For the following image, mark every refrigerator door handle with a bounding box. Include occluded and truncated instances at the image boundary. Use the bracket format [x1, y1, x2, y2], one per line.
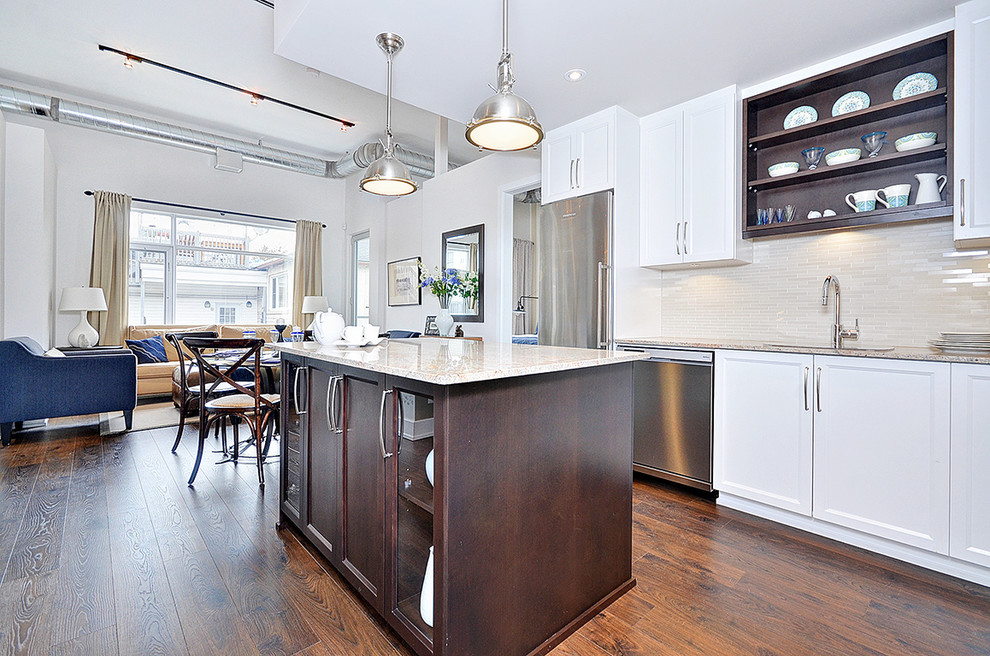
[597, 261, 606, 348]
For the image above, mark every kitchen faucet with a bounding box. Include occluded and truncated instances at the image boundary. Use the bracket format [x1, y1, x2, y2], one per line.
[821, 275, 860, 348]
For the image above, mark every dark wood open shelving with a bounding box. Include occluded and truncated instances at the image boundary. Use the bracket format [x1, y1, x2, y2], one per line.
[748, 89, 947, 149]
[743, 201, 950, 239]
[742, 31, 953, 239]
[749, 144, 947, 191]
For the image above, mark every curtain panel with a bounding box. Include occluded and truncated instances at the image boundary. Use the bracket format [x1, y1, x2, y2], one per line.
[512, 238, 535, 335]
[292, 219, 324, 328]
[89, 190, 131, 345]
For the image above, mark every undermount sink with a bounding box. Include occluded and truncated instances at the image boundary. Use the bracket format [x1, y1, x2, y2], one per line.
[764, 343, 896, 352]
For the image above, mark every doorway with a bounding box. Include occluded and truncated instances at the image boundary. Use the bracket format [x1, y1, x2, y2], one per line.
[351, 232, 370, 325]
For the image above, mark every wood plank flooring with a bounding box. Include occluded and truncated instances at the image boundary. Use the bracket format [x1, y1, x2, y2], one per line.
[1, 416, 988, 655]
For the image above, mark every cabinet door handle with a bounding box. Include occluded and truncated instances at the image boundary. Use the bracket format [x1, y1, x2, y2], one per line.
[569, 159, 575, 189]
[675, 222, 681, 255]
[576, 157, 581, 188]
[960, 178, 966, 227]
[378, 389, 394, 459]
[326, 376, 335, 432]
[815, 367, 822, 413]
[803, 366, 810, 411]
[293, 367, 307, 415]
[683, 220, 689, 255]
[332, 376, 343, 434]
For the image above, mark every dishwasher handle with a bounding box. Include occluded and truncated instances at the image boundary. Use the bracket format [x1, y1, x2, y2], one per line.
[618, 346, 713, 364]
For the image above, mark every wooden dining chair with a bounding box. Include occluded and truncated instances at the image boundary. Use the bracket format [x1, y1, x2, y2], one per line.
[181, 336, 279, 487]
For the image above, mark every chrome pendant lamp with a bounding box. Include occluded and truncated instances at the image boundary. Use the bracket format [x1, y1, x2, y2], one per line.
[465, 0, 543, 151]
[361, 33, 417, 196]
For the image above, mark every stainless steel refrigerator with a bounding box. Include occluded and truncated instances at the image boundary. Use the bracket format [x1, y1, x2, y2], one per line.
[538, 191, 613, 349]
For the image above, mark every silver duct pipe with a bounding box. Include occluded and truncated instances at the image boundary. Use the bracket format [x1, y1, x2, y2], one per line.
[0, 83, 439, 179]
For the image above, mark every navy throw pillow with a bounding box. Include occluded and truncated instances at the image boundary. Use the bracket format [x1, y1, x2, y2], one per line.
[126, 335, 169, 364]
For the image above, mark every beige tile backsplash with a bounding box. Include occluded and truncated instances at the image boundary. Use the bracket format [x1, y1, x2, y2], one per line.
[658, 220, 990, 347]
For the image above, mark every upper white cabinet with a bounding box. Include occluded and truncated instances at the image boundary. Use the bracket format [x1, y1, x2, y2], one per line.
[812, 356, 950, 554]
[541, 108, 618, 203]
[714, 350, 814, 515]
[640, 86, 751, 268]
[950, 363, 990, 568]
[954, 0, 990, 247]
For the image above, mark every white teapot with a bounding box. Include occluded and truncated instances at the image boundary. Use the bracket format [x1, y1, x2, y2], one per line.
[311, 309, 346, 345]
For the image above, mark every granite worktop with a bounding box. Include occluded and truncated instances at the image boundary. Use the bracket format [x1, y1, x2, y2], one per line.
[616, 337, 990, 365]
[275, 339, 646, 385]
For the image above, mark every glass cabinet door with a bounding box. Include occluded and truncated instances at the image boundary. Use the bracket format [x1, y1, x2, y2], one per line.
[280, 356, 308, 523]
[392, 388, 436, 644]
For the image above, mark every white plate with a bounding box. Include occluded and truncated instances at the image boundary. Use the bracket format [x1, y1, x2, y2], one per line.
[929, 341, 990, 354]
[333, 336, 386, 348]
[939, 331, 990, 338]
[831, 91, 870, 116]
[893, 72, 938, 100]
[783, 105, 818, 129]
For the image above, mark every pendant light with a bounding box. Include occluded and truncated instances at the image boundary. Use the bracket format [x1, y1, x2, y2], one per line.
[361, 33, 417, 196]
[465, 0, 543, 151]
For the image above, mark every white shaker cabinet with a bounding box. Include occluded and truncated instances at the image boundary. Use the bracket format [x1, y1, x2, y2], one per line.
[714, 351, 814, 515]
[950, 364, 990, 568]
[812, 356, 950, 554]
[640, 86, 751, 268]
[954, 0, 990, 247]
[541, 107, 620, 203]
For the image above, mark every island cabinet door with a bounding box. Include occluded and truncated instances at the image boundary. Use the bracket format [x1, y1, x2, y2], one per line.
[305, 363, 343, 565]
[383, 376, 438, 656]
[280, 354, 308, 529]
[338, 365, 387, 613]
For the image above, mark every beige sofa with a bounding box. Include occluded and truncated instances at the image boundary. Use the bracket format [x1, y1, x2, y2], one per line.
[124, 324, 283, 397]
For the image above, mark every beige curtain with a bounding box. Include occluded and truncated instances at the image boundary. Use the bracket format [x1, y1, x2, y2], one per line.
[292, 219, 324, 328]
[88, 190, 131, 345]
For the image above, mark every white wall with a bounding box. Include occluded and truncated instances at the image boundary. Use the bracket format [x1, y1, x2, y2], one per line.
[0, 109, 5, 338]
[2, 114, 348, 343]
[380, 151, 541, 341]
[2, 121, 56, 346]
[341, 175, 388, 325]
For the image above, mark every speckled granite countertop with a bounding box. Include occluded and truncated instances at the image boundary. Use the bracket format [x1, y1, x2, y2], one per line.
[275, 340, 646, 385]
[616, 337, 990, 365]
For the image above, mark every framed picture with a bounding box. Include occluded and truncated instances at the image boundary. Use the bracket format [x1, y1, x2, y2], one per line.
[424, 315, 440, 336]
[387, 257, 421, 307]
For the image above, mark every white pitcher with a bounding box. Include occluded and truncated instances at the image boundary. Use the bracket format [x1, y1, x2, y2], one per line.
[914, 173, 947, 205]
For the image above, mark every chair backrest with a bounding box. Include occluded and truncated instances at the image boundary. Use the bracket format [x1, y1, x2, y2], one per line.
[180, 337, 274, 414]
[165, 331, 218, 390]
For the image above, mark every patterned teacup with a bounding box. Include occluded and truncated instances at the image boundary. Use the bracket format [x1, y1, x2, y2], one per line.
[877, 184, 911, 209]
[845, 190, 879, 213]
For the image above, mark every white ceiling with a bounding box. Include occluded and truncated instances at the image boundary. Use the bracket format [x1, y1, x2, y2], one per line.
[0, 0, 483, 165]
[275, 0, 960, 131]
[0, 0, 961, 170]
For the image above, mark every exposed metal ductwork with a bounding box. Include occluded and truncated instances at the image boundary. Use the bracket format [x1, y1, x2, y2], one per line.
[0, 83, 441, 179]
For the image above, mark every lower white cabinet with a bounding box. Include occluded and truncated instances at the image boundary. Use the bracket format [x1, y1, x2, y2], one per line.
[812, 356, 950, 554]
[950, 363, 990, 567]
[715, 351, 951, 554]
[714, 351, 813, 515]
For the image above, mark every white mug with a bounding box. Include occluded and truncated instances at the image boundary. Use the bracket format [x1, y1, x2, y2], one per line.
[845, 190, 879, 213]
[342, 325, 364, 343]
[877, 183, 911, 209]
[362, 324, 380, 341]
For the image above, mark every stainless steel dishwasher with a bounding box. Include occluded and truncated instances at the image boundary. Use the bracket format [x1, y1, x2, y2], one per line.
[617, 345, 714, 492]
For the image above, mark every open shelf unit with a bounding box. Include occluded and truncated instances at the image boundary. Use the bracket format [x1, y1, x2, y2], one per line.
[743, 32, 953, 239]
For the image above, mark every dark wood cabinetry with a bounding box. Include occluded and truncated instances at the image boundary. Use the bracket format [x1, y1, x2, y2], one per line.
[743, 33, 953, 238]
[280, 352, 635, 656]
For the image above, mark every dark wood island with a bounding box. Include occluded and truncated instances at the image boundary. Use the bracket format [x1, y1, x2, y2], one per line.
[276, 339, 644, 656]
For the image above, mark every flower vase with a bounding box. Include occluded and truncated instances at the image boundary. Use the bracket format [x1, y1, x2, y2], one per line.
[435, 308, 454, 337]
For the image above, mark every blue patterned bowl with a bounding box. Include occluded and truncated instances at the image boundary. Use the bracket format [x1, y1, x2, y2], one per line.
[768, 161, 800, 177]
[825, 148, 862, 166]
[894, 132, 937, 152]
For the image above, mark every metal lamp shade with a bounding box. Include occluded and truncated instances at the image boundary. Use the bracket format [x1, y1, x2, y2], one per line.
[360, 153, 417, 196]
[466, 91, 543, 151]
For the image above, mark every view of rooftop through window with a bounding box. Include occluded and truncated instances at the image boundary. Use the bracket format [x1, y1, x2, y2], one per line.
[128, 211, 295, 326]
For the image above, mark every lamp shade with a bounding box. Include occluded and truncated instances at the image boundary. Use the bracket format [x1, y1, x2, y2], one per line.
[360, 154, 417, 196]
[465, 91, 544, 151]
[58, 287, 108, 312]
[301, 295, 329, 314]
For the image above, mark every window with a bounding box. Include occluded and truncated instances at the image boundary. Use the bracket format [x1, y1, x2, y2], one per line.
[352, 233, 370, 325]
[128, 211, 295, 326]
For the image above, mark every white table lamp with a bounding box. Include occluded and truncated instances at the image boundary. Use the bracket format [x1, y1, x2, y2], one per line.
[301, 295, 329, 330]
[59, 286, 108, 348]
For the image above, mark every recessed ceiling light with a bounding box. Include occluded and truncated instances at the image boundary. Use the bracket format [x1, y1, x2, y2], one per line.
[564, 69, 586, 82]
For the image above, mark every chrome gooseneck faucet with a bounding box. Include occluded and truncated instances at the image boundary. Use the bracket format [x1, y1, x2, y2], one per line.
[822, 275, 860, 348]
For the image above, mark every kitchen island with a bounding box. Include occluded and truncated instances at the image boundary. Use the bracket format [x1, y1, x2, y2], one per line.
[275, 339, 644, 656]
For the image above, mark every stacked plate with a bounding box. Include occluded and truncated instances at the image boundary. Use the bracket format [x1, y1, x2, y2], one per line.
[929, 332, 990, 354]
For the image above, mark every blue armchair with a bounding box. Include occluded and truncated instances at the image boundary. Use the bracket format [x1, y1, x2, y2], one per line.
[0, 336, 137, 446]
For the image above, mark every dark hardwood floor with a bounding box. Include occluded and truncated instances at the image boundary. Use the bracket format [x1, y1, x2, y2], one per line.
[1, 416, 988, 656]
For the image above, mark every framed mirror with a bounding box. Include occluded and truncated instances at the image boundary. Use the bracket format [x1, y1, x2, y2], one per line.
[441, 224, 484, 323]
